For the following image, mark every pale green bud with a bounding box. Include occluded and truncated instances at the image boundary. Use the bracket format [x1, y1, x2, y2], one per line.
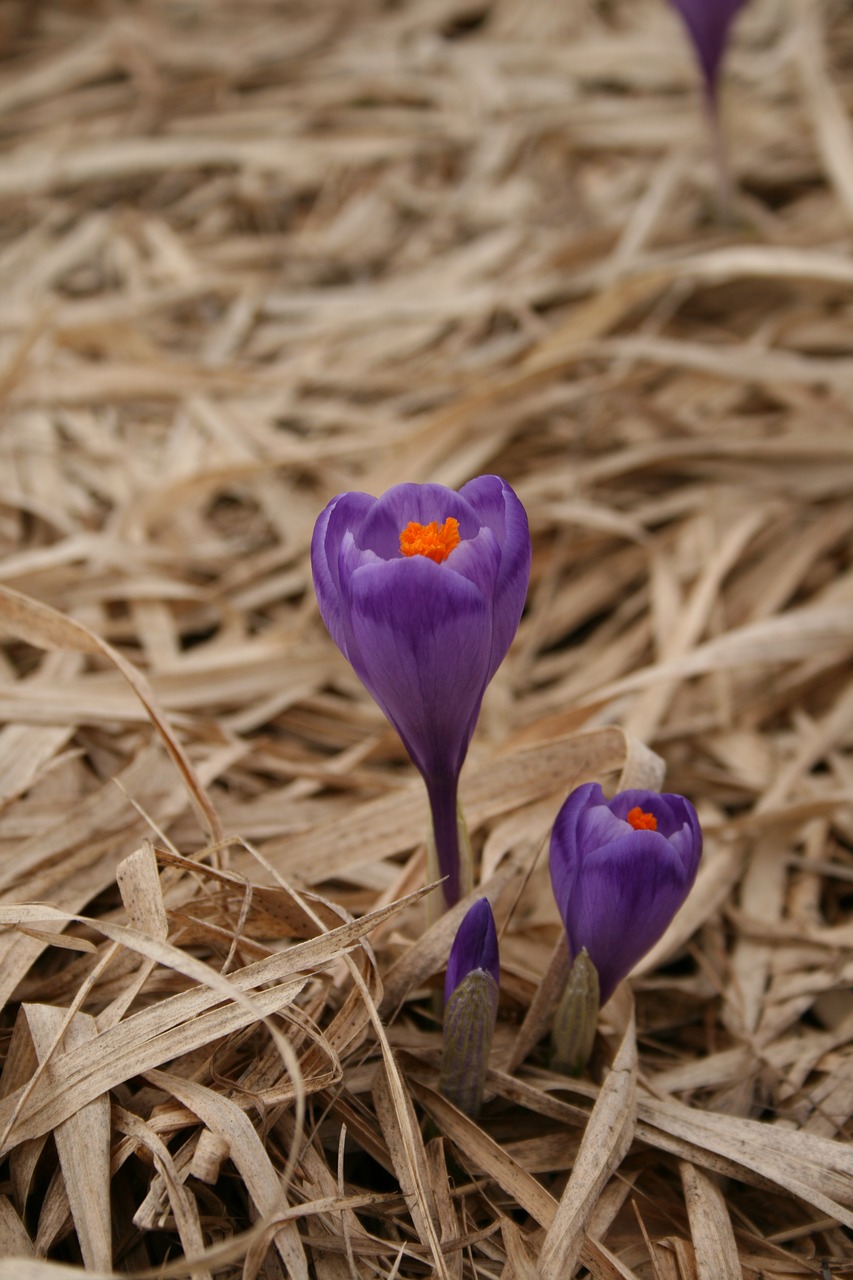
[440, 968, 499, 1117]
[551, 947, 599, 1076]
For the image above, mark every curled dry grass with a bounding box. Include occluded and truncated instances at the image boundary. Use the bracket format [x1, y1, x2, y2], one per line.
[1, 0, 853, 1275]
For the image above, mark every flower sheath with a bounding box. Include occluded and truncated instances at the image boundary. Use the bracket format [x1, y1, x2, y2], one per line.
[311, 477, 530, 907]
[549, 783, 702, 1005]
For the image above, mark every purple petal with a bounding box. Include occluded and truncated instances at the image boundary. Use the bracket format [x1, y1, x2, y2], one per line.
[443, 526, 501, 600]
[446, 898, 500, 1002]
[670, 0, 747, 97]
[311, 491, 375, 657]
[608, 789, 685, 840]
[566, 829, 697, 1003]
[577, 800, 631, 851]
[459, 475, 532, 679]
[345, 555, 493, 780]
[548, 781, 606, 927]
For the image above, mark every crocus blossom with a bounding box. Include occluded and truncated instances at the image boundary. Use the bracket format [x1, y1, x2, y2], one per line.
[441, 898, 500, 1116]
[669, 0, 747, 103]
[311, 477, 530, 907]
[549, 783, 702, 1006]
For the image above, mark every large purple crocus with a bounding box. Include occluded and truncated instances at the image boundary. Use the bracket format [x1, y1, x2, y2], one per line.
[441, 898, 500, 1116]
[669, 0, 747, 103]
[311, 476, 531, 907]
[549, 783, 702, 1005]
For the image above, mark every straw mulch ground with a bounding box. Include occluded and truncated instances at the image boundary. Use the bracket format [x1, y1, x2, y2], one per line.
[1, 0, 853, 1276]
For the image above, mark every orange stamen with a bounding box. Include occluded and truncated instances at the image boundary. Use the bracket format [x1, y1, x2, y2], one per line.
[399, 517, 460, 564]
[627, 806, 657, 832]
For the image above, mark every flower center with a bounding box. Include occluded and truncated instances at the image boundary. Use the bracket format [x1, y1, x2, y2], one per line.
[399, 517, 460, 564]
[627, 806, 657, 831]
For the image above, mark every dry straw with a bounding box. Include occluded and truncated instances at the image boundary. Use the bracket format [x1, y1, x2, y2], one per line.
[1, 0, 853, 1275]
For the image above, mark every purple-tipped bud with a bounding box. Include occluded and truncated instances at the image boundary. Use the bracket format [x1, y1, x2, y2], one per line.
[440, 899, 500, 1116]
[311, 477, 531, 909]
[549, 784, 702, 1006]
[445, 897, 500, 1003]
[669, 0, 747, 103]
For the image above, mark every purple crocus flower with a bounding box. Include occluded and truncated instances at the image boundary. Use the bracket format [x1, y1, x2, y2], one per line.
[549, 783, 702, 1005]
[669, 0, 747, 103]
[441, 898, 500, 1116]
[311, 476, 531, 907]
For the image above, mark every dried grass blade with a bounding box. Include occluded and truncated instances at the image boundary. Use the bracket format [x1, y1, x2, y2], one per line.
[23, 1006, 111, 1272]
[425, 1138, 462, 1280]
[638, 1094, 853, 1227]
[0, 1195, 33, 1257]
[678, 1163, 742, 1280]
[263, 727, 634, 886]
[796, 0, 853, 221]
[506, 935, 570, 1074]
[583, 602, 853, 707]
[145, 1069, 308, 1280]
[0, 1264, 118, 1280]
[0, 886, 424, 1149]
[411, 1076, 558, 1227]
[115, 841, 169, 940]
[0, 583, 221, 841]
[114, 1106, 211, 1280]
[538, 1008, 638, 1280]
[580, 1236, 644, 1280]
[372, 1055, 446, 1277]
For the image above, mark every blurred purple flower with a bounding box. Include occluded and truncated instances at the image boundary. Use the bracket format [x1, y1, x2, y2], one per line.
[441, 898, 500, 1115]
[549, 783, 702, 1005]
[670, 0, 747, 101]
[312, 476, 530, 907]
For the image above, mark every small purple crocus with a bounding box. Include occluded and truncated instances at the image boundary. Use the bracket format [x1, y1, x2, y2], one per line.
[669, 0, 747, 103]
[441, 898, 500, 1116]
[549, 783, 702, 1005]
[444, 896, 500, 1004]
[311, 476, 530, 908]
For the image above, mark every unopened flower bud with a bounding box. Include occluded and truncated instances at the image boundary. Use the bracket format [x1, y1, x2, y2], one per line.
[440, 899, 499, 1117]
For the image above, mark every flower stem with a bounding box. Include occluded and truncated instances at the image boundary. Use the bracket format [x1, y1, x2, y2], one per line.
[703, 85, 734, 224]
[426, 778, 473, 910]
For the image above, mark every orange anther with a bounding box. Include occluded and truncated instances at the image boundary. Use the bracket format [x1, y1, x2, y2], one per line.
[627, 806, 658, 832]
[399, 517, 460, 564]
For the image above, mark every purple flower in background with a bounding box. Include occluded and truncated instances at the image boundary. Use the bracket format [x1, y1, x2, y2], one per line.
[669, 0, 747, 102]
[549, 783, 702, 1005]
[441, 898, 500, 1116]
[312, 476, 531, 907]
